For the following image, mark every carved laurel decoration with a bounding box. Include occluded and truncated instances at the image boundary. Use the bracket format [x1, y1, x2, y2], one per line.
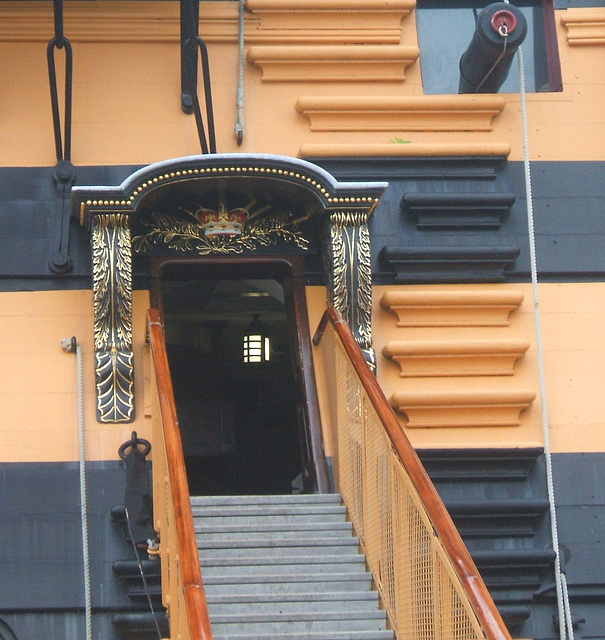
[327, 211, 374, 362]
[132, 208, 310, 254]
[356, 222, 372, 349]
[95, 350, 135, 423]
[92, 215, 133, 351]
[329, 223, 349, 317]
[92, 214, 134, 423]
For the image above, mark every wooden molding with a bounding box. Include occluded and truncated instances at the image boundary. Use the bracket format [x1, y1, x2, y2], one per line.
[389, 389, 536, 428]
[298, 142, 512, 158]
[383, 339, 530, 377]
[246, 0, 415, 44]
[0, 1, 241, 43]
[380, 289, 524, 327]
[247, 45, 419, 82]
[296, 95, 505, 132]
[561, 9, 605, 46]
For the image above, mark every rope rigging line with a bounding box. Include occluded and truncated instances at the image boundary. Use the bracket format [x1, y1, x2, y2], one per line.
[235, 0, 245, 145]
[62, 338, 93, 640]
[124, 508, 164, 640]
[474, 24, 508, 93]
[507, 0, 575, 635]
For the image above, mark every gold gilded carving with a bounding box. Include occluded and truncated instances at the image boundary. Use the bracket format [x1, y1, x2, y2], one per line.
[92, 214, 134, 424]
[132, 208, 309, 255]
[327, 210, 373, 360]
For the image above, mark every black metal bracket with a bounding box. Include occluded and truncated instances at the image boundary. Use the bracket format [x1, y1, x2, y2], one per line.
[180, 0, 199, 114]
[47, 0, 76, 273]
[49, 160, 76, 273]
[180, 0, 216, 153]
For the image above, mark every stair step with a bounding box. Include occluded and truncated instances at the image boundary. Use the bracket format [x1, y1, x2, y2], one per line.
[189, 493, 389, 639]
[195, 521, 353, 539]
[198, 537, 359, 559]
[206, 591, 379, 605]
[192, 505, 347, 526]
[212, 631, 394, 640]
[202, 556, 366, 576]
[191, 494, 343, 507]
[210, 610, 388, 634]
[203, 572, 373, 595]
[206, 591, 379, 615]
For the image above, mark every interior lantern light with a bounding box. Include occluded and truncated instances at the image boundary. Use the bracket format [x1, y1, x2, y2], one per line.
[243, 314, 270, 364]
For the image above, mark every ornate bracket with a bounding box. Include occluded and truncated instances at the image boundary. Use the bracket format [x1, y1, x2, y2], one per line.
[324, 210, 375, 370]
[92, 213, 135, 423]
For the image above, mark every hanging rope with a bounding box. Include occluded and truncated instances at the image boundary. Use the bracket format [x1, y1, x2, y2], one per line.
[475, 24, 508, 93]
[510, 0, 575, 635]
[62, 337, 93, 640]
[234, 0, 245, 145]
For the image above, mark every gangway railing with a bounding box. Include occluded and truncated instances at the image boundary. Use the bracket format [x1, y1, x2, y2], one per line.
[313, 307, 512, 640]
[147, 308, 214, 640]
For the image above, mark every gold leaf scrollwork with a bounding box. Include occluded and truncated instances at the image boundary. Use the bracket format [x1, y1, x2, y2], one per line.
[92, 214, 135, 423]
[327, 210, 373, 355]
[132, 208, 310, 255]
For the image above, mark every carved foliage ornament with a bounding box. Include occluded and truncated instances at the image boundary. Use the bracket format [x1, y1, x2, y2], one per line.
[132, 205, 310, 255]
[92, 214, 134, 423]
[327, 211, 373, 352]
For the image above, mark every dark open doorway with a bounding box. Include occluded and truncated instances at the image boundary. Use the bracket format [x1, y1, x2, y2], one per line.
[150, 256, 327, 496]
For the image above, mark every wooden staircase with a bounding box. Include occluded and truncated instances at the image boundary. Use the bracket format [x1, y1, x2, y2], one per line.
[192, 493, 393, 640]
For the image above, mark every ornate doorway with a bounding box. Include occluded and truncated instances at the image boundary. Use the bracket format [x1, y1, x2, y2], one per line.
[150, 255, 316, 495]
[72, 154, 387, 492]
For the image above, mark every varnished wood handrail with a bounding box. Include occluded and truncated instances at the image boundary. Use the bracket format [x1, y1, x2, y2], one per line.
[147, 308, 214, 640]
[313, 307, 512, 640]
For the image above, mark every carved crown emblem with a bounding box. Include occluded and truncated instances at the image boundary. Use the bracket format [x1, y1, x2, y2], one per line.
[196, 202, 249, 238]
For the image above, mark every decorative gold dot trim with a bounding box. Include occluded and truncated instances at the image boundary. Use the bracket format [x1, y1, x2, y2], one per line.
[80, 165, 381, 217]
[124, 165, 341, 202]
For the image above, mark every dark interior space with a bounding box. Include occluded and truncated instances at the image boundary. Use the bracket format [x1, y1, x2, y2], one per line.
[160, 271, 304, 496]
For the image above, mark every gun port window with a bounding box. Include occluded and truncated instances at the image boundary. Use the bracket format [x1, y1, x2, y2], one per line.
[416, 0, 562, 94]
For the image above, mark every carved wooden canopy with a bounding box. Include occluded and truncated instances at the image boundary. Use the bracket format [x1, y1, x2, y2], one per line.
[71, 153, 387, 423]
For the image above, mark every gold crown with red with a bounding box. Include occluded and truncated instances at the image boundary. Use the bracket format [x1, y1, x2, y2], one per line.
[196, 202, 249, 238]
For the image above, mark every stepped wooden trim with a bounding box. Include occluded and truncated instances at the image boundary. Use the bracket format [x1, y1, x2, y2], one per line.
[299, 142, 512, 158]
[561, 9, 605, 46]
[383, 339, 530, 377]
[296, 96, 505, 132]
[380, 290, 524, 327]
[0, 1, 242, 43]
[314, 308, 513, 640]
[389, 389, 536, 428]
[247, 45, 419, 82]
[246, 0, 415, 44]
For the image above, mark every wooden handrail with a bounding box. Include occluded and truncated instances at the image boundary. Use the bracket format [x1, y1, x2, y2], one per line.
[147, 308, 214, 640]
[313, 307, 512, 640]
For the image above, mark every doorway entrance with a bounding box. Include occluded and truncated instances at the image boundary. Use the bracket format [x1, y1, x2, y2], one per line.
[150, 256, 324, 496]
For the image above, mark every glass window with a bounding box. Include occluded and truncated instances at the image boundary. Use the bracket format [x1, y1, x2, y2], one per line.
[416, 0, 562, 94]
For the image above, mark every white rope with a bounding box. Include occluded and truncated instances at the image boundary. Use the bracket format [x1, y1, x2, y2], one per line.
[77, 342, 93, 640]
[234, 0, 245, 145]
[511, 8, 575, 637]
[63, 337, 93, 640]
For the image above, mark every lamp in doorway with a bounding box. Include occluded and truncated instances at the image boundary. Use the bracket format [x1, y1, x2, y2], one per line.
[243, 314, 270, 364]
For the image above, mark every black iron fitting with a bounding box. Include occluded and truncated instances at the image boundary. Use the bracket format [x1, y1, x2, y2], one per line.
[47, 0, 75, 274]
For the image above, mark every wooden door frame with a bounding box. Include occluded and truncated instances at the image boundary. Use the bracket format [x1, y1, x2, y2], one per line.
[149, 254, 330, 494]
